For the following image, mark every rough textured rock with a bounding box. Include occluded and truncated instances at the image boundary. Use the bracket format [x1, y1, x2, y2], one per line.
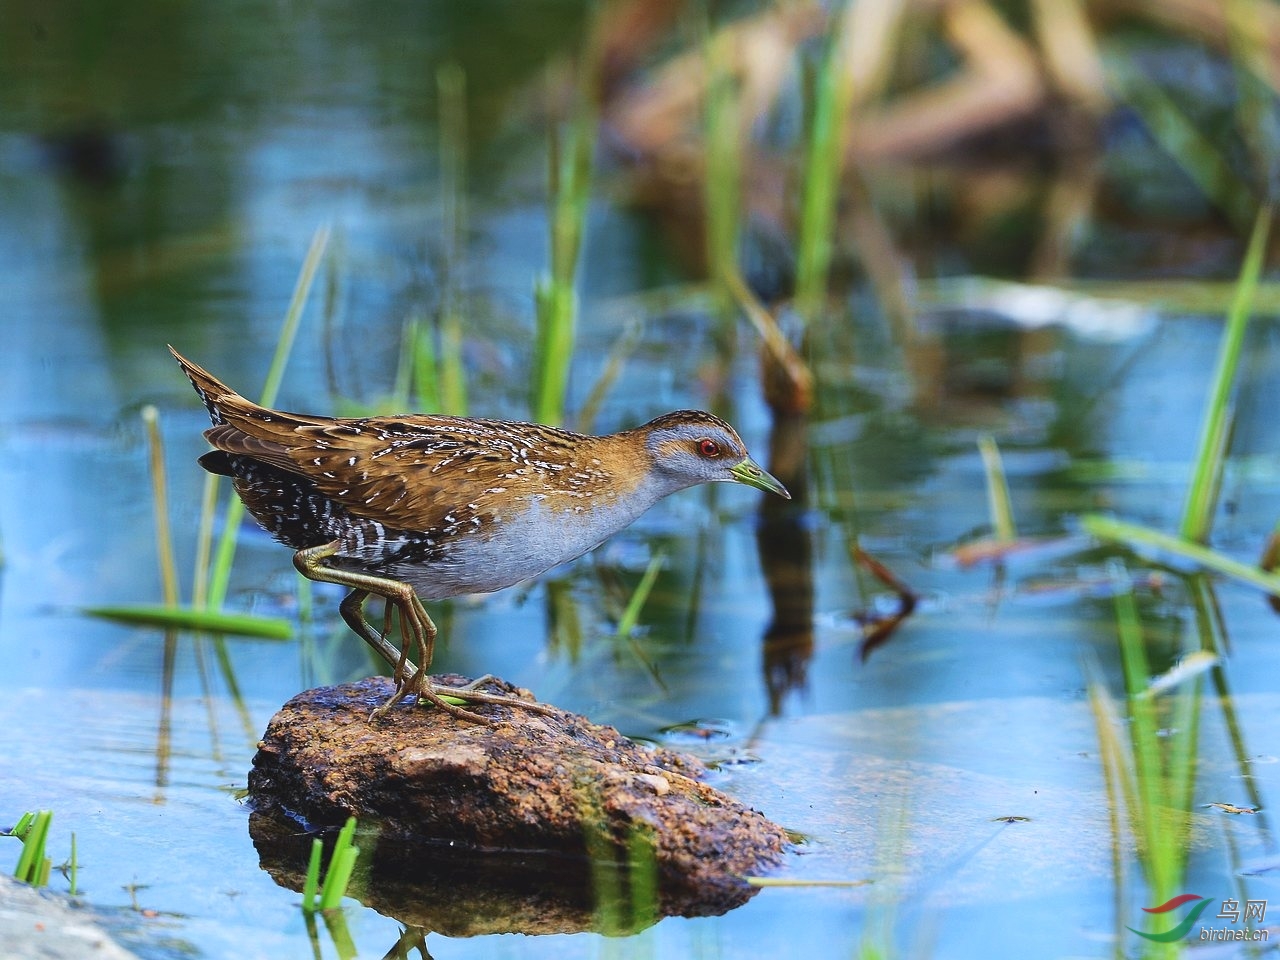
[248, 676, 790, 932]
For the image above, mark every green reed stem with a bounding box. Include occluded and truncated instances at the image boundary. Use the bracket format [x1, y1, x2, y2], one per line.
[13, 810, 52, 887]
[143, 405, 181, 608]
[625, 826, 659, 930]
[398, 315, 435, 412]
[437, 61, 470, 416]
[68, 831, 77, 896]
[704, 23, 742, 303]
[533, 57, 597, 425]
[1083, 514, 1280, 595]
[1179, 206, 1271, 543]
[579, 789, 641, 936]
[321, 909, 358, 960]
[92, 388, 286, 638]
[576, 321, 641, 433]
[191, 472, 218, 609]
[615, 551, 665, 638]
[302, 817, 360, 914]
[301, 839, 323, 912]
[1112, 607, 1178, 908]
[85, 603, 292, 639]
[206, 226, 329, 609]
[318, 817, 360, 911]
[1111, 565, 1199, 903]
[1086, 676, 1134, 941]
[795, 5, 856, 323]
[978, 435, 1017, 543]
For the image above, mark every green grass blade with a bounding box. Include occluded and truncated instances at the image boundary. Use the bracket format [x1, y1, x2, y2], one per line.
[319, 847, 358, 911]
[301, 838, 323, 913]
[68, 832, 77, 896]
[626, 827, 659, 929]
[14, 811, 51, 886]
[12, 822, 36, 883]
[438, 312, 468, 416]
[611, 551, 670, 692]
[978, 435, 1017, 542]
[143, 406, 181, 607]
[722, 264, 814, 404]
[405, 315, 441, 412]
[320, 908, 359, 960]
[1111, 579, 1178, 895]
[437, 61, 470, 417]
[85, 603, 293, 639]
[615, 551, 665, 637]
[795, 6, 856, 323]
[1179, 206, 1271, 543]
[704, 21, 742, 302]
[206, 227, 328, 609]
[575, 321, 641, 433]
[317, 817, 359, 911]
[532, 53, 597, 425]
[1083, 514, 1280, 595]
[333, 816, 357, 857]
[1085, 674, 1132, 940]
[260, 226, 331, 409]
[191, 472, 219, 609]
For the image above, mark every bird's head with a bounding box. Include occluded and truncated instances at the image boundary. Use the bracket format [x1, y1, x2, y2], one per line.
[640, 410, 790, 499]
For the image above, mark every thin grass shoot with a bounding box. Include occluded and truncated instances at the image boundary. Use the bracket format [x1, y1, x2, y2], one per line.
[794, 4, 857, 323]
[84, 604, 292, 639]
[615, 551, 666, 638]
[978, 435, 1018, 543]
[532, 51, 597, 425]
[11, 810, 53, 888]
[301, 816, 361, 914]
[318, 817, 360, 911]
[1179, 205, 1271, 543]
[704, 20, 743, 310]
[68, 831, 78, 896]
[207, 226, 330, 609]
[435, 60, 470, 417]
[1081, 514, 1280, 596]
[143, 405, 181, 607]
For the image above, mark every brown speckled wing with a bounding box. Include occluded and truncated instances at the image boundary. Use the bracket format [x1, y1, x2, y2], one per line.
[283, 416, 613, 532]
[173, 345, 629, 535]
[281, 418, 498, 531]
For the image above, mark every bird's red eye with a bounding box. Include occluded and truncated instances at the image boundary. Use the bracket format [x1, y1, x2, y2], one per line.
[697, 439, 720, 458]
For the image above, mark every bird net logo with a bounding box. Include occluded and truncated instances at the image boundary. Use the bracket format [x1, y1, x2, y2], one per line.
[1129, 894, 1269, 943]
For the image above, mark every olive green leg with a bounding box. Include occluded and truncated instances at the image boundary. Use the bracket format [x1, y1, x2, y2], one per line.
[337, 587, 417, 681]
[293, 541, 557, 722]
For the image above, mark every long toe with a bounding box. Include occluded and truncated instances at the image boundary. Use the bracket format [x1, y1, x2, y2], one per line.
[369, 685, 411, 721]
[418, 687, 497, 724]
[427, 682, 560, 717]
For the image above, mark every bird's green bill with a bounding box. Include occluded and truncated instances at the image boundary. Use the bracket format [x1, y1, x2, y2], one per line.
[730, 458, 791, 499]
